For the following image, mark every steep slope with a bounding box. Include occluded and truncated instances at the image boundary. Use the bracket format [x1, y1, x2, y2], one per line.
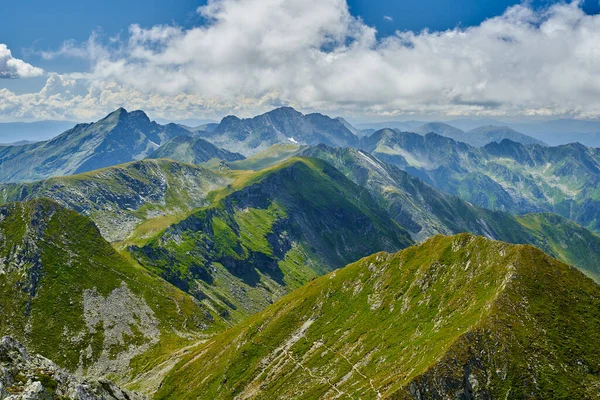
[0, 336, 142, 400]
[0, 199, 224, 385]
[0, 108, 193, 183]
[156, 234, 600, 399]
[365, 129, 600, 233]
[147, 136, 244, 164]
[301, 144, 600, 280]
[200, 107, 358, 155]
[130, 157, 413, 323]
[0, 159, 229, 242]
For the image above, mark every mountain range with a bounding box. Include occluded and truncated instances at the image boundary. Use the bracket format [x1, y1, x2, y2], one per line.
[358, 118, 600, 147]
[1, 106, 600, 399]
[0, 108, 200, 183]
[130, 157, 413, 323]
[196, 107, 359, 155]
[362, 129, 600, 234]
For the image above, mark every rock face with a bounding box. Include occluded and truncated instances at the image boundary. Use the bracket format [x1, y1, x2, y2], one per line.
[156, 234, 600, 399]
[0, 159, 229, 241]
[0, 108, 193, 183]
[198, 107, 358, 155]
[147, 136, 245, 164]
[363, 129, 600, 234]
[0, 336, 144, 400]
[130, 157, 413, 323]
[0, 199, 224, 382]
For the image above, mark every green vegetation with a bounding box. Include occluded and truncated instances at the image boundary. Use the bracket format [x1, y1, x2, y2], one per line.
[0, 199, 225, 392]
[0, 158, 230, 241]
[302, 144, 600, 281]
[147, 135, 244, 164]
[157, 234, 600, 399]
[130, 157, 413, 324]
[228, 143, 306, 171]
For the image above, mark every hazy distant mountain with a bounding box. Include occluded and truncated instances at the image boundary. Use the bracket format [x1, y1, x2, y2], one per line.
[200, 107, 359, 155]
[363, 129, 600, 233]
[463, 125, 546, 146]
[413, 122, 465, 137]
[0, 108, 194, 183]
[355, 120, 425, 132]
[0, 120, 77, 142]
[410, 122, 546, 146]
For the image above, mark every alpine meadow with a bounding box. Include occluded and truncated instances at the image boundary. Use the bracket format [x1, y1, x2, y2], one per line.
[2, 0, 600, 399]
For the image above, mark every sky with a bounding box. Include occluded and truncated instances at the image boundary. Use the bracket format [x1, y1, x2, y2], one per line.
[1, 0, 600, 122]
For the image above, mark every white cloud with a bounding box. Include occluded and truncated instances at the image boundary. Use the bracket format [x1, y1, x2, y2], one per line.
[384, 16, 393, 22]
[4, 0, 600, 120]
[0, 44, 44, 79]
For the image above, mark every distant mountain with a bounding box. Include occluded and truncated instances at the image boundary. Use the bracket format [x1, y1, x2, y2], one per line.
[0, 199, 223, 382]
[363, 129, 600, 233]
[354, 120, 425, 132]
[413, 122, 465, 138]
[0, 120, 77, 143]
[302, 144, 600, 281]
[413, 122, 545, 146]
[0, 159, 229, 242]
[147, 136, 245, 164]
[199, 107, 359, 155]
[0, 108, 194, 183]
[157, 234, 600, 399]
[130, 157, 413, 323]
[464, 125, 546, 146]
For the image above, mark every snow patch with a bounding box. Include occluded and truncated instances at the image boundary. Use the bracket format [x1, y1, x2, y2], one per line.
[288, 137, 298, 144]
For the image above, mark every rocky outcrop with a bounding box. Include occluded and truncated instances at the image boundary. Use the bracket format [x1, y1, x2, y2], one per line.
[0, 336, 145, 400]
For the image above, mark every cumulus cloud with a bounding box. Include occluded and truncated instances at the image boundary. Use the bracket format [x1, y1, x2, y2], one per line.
[0, 44, 44, 79]
[3, 0, 600, 120]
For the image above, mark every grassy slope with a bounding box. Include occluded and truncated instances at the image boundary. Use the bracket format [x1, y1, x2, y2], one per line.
[301, 145, 600, 281]
[0, 199, 226, 392]
[130, 157, 413, 324]
[147, 136, 244, 164]
[156, 234, 600, 399]
[0, 159, 230, 242]
[228, 143, 306, 171]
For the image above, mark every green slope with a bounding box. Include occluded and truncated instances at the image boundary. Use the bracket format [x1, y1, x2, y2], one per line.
[0, 159, 230, 242]
[228, 143, 307, 171]
[130, 157, 413, 323]
[302, 145, 600, 281]
[157, 234, 600, 399]
[0, 199, 225, 392]
[147, 135, 245, 164]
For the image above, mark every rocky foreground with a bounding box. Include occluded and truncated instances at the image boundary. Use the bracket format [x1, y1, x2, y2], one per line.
[0, 336, 144, 400]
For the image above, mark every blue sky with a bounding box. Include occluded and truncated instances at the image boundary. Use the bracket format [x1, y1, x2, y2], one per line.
[1, 0, 600, 121]
[4, 0, 599, 76]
